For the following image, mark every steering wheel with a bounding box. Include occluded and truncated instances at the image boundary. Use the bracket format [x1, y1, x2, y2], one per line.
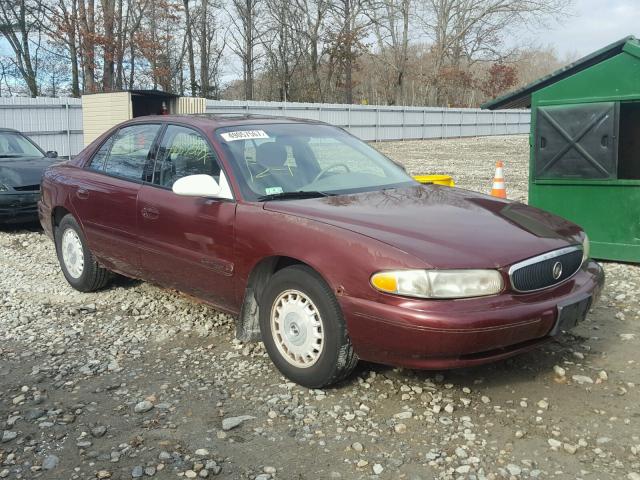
[312, 163, 351, 183]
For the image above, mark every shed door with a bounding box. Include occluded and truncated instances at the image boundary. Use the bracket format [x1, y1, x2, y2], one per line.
[535, 102, 618, 179]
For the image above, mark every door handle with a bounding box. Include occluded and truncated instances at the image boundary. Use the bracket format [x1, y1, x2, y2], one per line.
[76, 188, 89, 200]
[141, 206, 160, 220]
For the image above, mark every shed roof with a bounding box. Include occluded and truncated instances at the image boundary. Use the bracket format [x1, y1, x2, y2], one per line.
[82, 89, 179, 98]
[482, 36, 638, 110]
[129, 89, 179, 98]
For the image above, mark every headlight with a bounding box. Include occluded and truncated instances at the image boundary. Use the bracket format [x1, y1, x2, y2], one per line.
[371, 269, 504, 299]
[582, 234, 590, 264]
[0, 183, 8, 192]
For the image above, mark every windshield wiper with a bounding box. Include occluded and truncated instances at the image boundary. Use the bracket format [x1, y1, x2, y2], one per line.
[0, 154, 22, 158]
[257, 190, 334, 201]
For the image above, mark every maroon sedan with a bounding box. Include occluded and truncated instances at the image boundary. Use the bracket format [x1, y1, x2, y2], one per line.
[39, 115, 604, 387]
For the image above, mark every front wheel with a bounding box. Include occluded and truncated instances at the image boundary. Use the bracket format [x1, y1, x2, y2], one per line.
[55, 214, 111, 292]
[259, 265, 358, 388]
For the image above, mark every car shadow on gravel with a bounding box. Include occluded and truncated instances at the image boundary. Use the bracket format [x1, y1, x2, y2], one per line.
[109, 274, 143, 290]
[0, 220, 42, 232]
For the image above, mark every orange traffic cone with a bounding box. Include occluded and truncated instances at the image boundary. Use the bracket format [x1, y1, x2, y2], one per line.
[491, 161, 507, 198]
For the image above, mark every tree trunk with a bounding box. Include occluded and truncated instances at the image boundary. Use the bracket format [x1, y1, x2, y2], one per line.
[101, 0, 116, 91]
[344, 0, 352, 104]
[200, 0, 209, 97]
[69, 41, 80, 97]
[69, 0, 80, 96]
[394, 0, 410, 106]
[78, 0, 97, 93]
[244, 0, 254, 100]
[128, 41, 136, 89]
[183, 0, 197, 96]
[114, 0, 125, 91]
[20, 12, 39, 97]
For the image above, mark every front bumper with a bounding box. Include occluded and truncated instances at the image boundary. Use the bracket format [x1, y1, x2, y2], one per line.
[0, 192, 40, 223]
[341, 260, 604, 369]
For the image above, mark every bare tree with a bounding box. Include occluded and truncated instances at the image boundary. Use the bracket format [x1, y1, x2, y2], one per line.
[196, 0, 225, 98]
[290, 0, 329, 101]
[327, 0, 368, 104]
[124, 0, 149, 89]
[183, 0, 197, 95]
[262, 0, 306, 101]
[0, 0, 45, 97]
[100, 0, 116, 90]
[40, 0, 81, 96]
[76, 0, 97, 92]
[367, 0, 412, 104]
[228, 0, 263, 100]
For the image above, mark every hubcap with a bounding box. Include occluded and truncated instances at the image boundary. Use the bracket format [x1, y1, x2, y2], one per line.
[61, 228, 84, 279]
[270, 289, 324, 368]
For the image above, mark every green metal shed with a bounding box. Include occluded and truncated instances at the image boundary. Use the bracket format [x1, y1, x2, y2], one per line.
[483, 36, 640, 263]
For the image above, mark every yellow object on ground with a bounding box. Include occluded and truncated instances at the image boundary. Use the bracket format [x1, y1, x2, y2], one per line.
[413, 174, 455, 187]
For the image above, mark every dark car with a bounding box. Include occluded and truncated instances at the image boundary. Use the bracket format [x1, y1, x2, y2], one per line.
[38, 115, 604, 388]
[0, 128, 59, 223]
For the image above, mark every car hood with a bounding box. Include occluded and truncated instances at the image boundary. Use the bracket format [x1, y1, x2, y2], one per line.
[264, 185, 583, 269]
[0, 156, 56, 188]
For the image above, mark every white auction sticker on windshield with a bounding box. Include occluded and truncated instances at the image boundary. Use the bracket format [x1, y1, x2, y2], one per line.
[220, 130, 269, 142]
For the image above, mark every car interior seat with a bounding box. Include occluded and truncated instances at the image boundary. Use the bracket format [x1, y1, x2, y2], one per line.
[254, 142, 302, 191]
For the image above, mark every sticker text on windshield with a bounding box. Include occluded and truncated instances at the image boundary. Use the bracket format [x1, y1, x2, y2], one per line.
[220, 130, 269, 142]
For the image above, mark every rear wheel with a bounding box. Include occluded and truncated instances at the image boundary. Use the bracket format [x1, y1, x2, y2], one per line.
[259, 265, 358, 388]
[55, 214, 111, 292]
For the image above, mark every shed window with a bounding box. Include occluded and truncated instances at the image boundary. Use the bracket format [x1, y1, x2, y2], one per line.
[535, 101, 640, 181]
[618, 102, 640, 180]
[535, 103, 618, 180]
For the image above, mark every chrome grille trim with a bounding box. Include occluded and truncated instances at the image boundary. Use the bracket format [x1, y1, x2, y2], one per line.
[508, 245, 584, 293]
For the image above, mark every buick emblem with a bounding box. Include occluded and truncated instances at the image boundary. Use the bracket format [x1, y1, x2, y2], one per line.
[552, 261, 563, 280]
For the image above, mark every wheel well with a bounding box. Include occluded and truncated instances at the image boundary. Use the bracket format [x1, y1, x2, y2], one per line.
[235, 256, 311, 342]
[52, 206, 71, 230]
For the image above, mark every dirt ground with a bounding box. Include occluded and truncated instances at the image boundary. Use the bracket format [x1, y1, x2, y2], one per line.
[1, 135, 640, 480]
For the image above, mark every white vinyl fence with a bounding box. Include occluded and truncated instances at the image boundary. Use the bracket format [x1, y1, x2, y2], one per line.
[206, 100, 530, 142]
[0, 97, 83, 158]
[0, 97, 529, 158]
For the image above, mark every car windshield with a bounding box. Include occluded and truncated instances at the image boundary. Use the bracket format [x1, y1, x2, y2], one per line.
[0, 131, 43, 158]
[215, 123, 415, 200]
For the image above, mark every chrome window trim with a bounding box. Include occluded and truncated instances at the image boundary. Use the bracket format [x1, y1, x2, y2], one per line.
[508, 245, 583, 293]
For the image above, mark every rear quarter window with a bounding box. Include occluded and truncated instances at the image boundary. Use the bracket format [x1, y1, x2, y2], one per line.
[87, 136, 114, 171]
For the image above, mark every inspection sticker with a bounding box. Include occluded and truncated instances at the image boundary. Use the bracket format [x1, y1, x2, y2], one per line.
[265, 186, 283, 195]
[220, 130, 269, 142]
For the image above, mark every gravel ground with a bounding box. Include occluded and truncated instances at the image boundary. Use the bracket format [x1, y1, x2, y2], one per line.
[375, 135, 529, 203]
[2, 135, 640, 480]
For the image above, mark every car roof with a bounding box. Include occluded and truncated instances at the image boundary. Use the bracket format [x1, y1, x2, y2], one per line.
[124, 114, 327, 129]
[0, 128, 20, 133]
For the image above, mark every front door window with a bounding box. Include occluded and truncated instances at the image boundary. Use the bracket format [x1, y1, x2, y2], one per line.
[153, 125, 221, 187]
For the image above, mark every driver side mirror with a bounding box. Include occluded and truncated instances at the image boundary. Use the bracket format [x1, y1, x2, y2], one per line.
[45, 150, 58, 158]
[172, 172, 233, 200]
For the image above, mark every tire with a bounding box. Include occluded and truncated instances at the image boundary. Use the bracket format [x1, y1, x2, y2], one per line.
[259, 265, 358, 388]
[55, 214, 111, 292]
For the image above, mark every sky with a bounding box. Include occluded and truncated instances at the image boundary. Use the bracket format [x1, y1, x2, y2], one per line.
[526, 0, 639, 58]
[0, 0, 638, 90]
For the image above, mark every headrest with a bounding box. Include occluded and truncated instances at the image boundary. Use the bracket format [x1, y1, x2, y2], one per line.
[256, 142, 288, 168]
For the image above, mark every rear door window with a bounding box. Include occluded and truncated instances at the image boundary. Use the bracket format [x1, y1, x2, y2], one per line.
[153, 125, 221, 188]
[103, 124, 161, 182]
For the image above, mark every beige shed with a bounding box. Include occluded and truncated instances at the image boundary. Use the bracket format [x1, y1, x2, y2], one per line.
[82, 90, 206, 146]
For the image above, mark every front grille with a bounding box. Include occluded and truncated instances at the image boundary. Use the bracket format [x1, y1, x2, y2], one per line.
[509, 246, 583, 292]
[14, 184, 40, 191]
